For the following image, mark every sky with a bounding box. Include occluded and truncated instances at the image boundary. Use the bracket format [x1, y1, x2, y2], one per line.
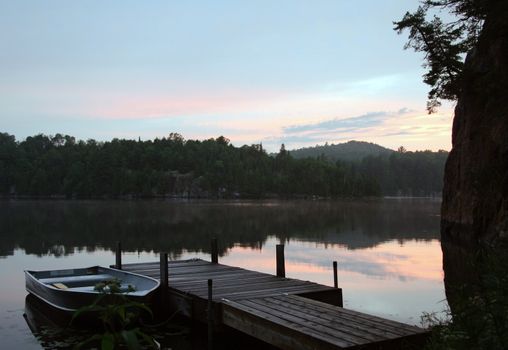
[0, 0, 454, 152]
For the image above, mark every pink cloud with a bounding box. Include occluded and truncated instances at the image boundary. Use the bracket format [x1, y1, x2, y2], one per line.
[84, 88, 295, 120]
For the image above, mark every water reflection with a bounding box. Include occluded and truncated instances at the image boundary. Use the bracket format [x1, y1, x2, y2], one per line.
[0, 198, 440, 257]
[0, 199, 445, 348]
[221, 236, 445, 322]
[23, 295, 80, 349]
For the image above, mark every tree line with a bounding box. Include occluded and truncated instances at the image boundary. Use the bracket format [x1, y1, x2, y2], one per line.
[0, 132, 447, 198]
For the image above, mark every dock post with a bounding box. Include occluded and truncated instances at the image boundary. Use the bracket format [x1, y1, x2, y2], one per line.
[207, 279, 213, 350]
[115, 241, 122, 270]
[333, 261, 338, 288]
[211, 238, 218, 264]
[276, 244, 285, 278]
[160, 252, 169, 314]
[160, 252, 169, 290]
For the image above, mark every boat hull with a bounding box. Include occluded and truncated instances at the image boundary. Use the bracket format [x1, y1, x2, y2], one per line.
[25, 266, 160, 313]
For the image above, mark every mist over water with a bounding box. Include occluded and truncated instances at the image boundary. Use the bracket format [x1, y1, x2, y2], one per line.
[0, 198, 445, 348]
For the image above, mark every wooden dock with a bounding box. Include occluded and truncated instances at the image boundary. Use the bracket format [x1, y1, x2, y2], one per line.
[120, 258, 427, 350]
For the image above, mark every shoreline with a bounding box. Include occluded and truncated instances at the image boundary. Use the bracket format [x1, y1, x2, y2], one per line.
[0, 194, 442, 201]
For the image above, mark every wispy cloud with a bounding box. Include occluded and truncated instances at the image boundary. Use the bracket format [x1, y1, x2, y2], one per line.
[382, 131, 412, 137]
[263, 108, 452, 152]
[283, 112, 388, 134]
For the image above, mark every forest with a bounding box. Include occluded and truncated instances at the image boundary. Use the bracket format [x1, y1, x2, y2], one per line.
[0, 132, 447, 199]
[289, 140, 393, 162]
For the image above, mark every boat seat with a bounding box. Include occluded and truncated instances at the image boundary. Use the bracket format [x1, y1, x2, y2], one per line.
[68, 284, 136, 293]
[39, 274, 114, 286]
[53, 283, 68, 289]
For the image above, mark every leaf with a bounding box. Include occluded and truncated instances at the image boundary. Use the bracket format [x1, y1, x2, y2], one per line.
[121, 330, 140, 350]
[71, 302, 105, 324]
[135, 329, 159, 349]
[72, 334, 102, 350]
[118, 305, 126, 321]
[101, 332, 114, 350]
[126, 301, 154, 318]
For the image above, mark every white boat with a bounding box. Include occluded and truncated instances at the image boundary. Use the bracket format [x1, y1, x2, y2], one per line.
[25, 266, 160, 312]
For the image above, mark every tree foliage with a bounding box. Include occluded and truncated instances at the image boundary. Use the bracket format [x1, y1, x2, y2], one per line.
[394, 0, 489, 112]
[290, 141, 392, 163]
[0, 133, 447, 198]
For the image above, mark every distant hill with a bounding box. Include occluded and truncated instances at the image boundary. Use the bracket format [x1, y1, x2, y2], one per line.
[289, 141, 394, 162]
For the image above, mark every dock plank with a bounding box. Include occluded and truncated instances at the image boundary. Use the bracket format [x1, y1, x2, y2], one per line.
[122, 259, 427, 349]
[182, 279, 321, 294]
[222, 298, 355, 350]
[223, 296, 427, 349]
[249, 297, 388, 342]
[282, 295, 423, 336]
[236, 299, 374, 345]
[269, 295, 403, 338]
[169, 272, 272, 286]
[122, 259, 209, 270]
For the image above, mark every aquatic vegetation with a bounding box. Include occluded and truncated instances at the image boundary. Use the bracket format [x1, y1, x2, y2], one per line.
[422, 253, 508, 350]
[72, 279, 159, 350]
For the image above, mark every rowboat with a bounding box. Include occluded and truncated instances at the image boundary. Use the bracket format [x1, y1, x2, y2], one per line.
[24, 266, 160, 312]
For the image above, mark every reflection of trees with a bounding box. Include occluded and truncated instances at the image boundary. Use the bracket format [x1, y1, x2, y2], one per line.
[0, 199, 440, 257]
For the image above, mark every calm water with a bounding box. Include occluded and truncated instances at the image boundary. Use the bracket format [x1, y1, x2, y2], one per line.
[0, 198, 446, 349]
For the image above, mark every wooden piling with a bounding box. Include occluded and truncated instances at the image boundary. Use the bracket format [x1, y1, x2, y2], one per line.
[115, 241, 122, 270]
[211, 238, 218, 264]
[276, 244, 285, 278]
[159, 252, 169, 315]
[333, 260, 338, 288]
[208, 279, 213, 350]
[160, 252, 169, 290]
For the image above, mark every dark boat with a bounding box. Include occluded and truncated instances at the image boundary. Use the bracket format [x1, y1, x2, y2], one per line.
[25, 266, 160, 312]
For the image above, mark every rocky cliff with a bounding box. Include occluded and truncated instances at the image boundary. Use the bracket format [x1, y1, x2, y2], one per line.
[441, 4, 508, 248]
[441, 3, 508, 314]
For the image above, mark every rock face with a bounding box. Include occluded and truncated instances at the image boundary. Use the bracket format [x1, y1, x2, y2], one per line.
[441, 4, 508, 311]
[441, 6, 508, 248]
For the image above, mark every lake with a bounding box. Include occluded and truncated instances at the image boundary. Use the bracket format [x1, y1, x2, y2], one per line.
[0, 198, 446, 349]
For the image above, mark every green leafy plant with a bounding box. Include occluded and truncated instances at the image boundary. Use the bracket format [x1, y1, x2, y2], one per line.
[422, 252, 508, 350]
[71, 279, 158, 350]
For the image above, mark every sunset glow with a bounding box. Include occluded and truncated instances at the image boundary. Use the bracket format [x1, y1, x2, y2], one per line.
[1, 0, 452, 152]
[217, 236, 445, 323]
[221, 237, 442, 283]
